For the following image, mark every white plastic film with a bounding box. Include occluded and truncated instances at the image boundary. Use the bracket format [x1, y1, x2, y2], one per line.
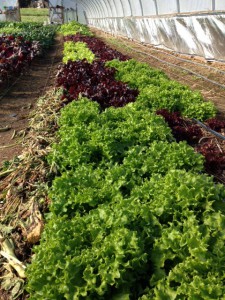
[100, 0, 111, 17]
[120, 0, 132, 17]
[49, 0, 225, 61]
[141, 0, 157, 16]
[82, 0, 97, 18]
[157, 0, 178, 15]
[89, 13, 225, 61]
[129, 0, 143, 16]
[215, 0, 225, 11]
[105, 0, 117, 17]
[111, 0, 124, 17]
[51, 0, 225, 19]
[179, 0, 212, 13]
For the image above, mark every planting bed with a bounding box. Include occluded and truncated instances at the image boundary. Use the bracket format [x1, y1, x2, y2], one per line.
[92, 28, 225, 118]
[0, 23, 59, 166]
[1, 21, 225, 300]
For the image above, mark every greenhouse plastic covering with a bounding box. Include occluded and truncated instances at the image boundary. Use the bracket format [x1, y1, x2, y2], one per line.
[50, 0, 225, 61]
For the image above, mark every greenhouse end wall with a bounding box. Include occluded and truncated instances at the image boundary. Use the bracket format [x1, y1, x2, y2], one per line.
[0, 0, 20, 22]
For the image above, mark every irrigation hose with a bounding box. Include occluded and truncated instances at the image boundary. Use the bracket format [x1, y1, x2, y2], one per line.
[192, 118, 225, 141]
[130, 47, 225, 90]
[103, 31, 225, 91]
[137, 43, 225, 76]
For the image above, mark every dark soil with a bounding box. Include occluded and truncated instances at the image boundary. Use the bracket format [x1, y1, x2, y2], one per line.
[0, 36, 63, 167]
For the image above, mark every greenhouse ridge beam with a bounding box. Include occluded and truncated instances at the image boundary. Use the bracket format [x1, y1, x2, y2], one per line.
[58, 0, 225, 62]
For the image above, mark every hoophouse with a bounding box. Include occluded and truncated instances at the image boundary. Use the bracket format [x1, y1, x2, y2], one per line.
[49, 0, 225, 62]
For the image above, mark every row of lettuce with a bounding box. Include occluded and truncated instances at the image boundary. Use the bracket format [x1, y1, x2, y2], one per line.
[0, 22, 57, 85]
[26, 22, 225, 299]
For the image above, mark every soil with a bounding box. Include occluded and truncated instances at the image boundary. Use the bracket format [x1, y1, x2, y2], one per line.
[0, 36, 63, 168]
[1, 30, 225, 168]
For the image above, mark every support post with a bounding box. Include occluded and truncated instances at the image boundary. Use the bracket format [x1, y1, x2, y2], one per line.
[127, 0, 133, 16]
[76, 2, 78, 21]
[138, 0, 144, 16]
[176, 0, 180, 13]
[153, 0, 158, 15]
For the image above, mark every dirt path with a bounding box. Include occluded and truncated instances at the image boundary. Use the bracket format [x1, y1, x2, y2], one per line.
[0, 36, 63, 167]
[92, 29, 225, 119]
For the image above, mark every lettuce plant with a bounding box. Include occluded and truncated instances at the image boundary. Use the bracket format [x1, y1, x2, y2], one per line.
[26, 168, 225, 299]
[64, 34, 130, 62]
[63, 41, 95, 64]
[58, 21, 93, 36]
[57, 60, 138, 108]
[107, 59, 216, 120]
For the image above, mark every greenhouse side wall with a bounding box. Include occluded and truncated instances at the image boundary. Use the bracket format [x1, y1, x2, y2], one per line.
[87, 13, 225, 61]
[59, 0, 225, 62]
